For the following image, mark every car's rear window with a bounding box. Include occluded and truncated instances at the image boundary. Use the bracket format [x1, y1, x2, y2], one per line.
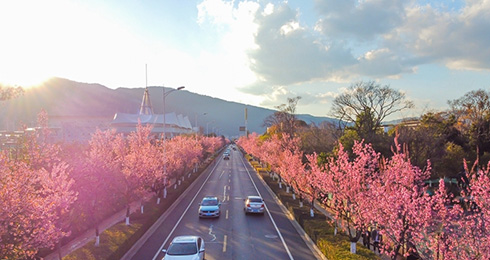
[249, 198, 262, 203]
[167, 242, 197, 255]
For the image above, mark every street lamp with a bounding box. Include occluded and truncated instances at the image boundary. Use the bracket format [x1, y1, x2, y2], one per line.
[206, 120, 214, 136]
[163, 86, 184, 199]
[163, 86, 185, 140]
[193, 112, 206, 173]
[194, 112, 207, 135]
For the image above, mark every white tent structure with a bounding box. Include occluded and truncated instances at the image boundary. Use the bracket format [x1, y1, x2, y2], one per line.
[110, 87, 193, 137]
[111, 112, 193, 137]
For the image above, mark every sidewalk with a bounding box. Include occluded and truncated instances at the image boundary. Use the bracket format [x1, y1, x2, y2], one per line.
[42, 200, 143, 260]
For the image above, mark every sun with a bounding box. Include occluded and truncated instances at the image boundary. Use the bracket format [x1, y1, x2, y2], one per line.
[0, 75, 51, 89]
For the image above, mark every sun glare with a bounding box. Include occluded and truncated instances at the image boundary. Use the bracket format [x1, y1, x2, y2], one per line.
[0, 76, 51, 89]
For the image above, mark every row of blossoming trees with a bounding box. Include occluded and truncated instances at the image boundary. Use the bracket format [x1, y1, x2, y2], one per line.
[0, 111, 224, 259]
[237, 132, 490, 260]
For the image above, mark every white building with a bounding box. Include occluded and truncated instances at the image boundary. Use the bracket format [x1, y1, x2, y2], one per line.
[110, 87, 193, 138]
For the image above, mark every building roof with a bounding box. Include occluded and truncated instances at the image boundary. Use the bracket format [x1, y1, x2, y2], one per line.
[111, 112, 192, 134]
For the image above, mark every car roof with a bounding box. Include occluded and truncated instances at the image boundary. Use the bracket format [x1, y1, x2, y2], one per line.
[247, 195, 262, 200]
[202, 196, 218, 200]
[172, 236, 199, 243]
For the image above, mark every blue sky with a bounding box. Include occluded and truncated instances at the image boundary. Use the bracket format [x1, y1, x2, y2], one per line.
[1, 0, 489, 119]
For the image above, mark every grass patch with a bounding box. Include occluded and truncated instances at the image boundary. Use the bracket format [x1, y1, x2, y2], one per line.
[64, 222, 142, 260]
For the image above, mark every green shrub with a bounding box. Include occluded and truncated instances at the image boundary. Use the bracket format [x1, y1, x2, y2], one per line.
[314, 231, 378, 260]
[64, 223, 142, 260]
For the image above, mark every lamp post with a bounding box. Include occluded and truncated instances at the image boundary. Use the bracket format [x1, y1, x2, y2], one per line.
[163, 86, 184, 199]
[194, 112, 207, 135]
[206, 121, 214, 136]
[192, 112, 207, 173]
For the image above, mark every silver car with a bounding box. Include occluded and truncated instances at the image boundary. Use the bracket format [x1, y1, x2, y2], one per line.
[244, 196, 265, 215]
[198, 196, 221, 218]
[162, 236, 205, 260]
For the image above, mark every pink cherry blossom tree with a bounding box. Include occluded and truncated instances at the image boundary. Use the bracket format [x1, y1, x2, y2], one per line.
[415, 161, 490, 259]
[115, 123, 154, 225]
[365, 140, 433, 259]
[316, 141, 379, 253]
[0, 152, 76, 259]
[77, 129, 126, 245]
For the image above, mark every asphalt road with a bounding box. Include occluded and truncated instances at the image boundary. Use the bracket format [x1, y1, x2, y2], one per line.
[127, 146, 318, 260]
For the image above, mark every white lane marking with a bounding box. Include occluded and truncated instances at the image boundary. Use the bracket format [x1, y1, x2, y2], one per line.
[226, 210, 229, 219]
[223, 186, 227, 201]
[239, 155, 295, 260]
[223, 235, 228, 252]
[219, 170, 225, 179]
[152, 160, 221, 260]
[209, 224, 217, 242]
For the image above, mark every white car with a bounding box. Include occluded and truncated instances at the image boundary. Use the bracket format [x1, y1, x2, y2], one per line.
[162, 236, 205, 260]
[244, 196, 265, 215]
[198, 196, 221, 218]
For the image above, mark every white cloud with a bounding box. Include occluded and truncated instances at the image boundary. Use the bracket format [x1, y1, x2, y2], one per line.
[314, 0, 408, 41]
[384, 1, 490, 71]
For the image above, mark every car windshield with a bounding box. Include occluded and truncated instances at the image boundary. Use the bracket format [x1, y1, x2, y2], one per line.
[202, 199, 218, 206]
[249, 198, 262, 203]
[167, 242, 197, 255]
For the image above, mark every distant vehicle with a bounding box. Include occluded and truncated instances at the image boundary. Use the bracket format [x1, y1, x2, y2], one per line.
[162, 236, 205, 260]
[244, 196, 265, 215]
[199, 196, 221, 218]
[223, 154, 230, 160]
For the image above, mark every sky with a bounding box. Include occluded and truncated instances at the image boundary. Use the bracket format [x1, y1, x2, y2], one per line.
[1, 0, 490, 120]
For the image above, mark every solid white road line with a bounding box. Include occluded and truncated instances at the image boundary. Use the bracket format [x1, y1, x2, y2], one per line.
[239, 155, 294, 260]
[152, 160, 221, 260]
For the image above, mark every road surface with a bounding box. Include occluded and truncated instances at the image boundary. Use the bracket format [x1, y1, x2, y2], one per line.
[127, 146, 319, 260]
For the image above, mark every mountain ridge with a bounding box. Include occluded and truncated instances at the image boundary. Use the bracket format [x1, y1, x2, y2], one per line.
[0, 77, 335, 137]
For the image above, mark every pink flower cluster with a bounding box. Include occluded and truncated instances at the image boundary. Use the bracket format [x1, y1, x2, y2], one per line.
[238, 133, 490, 259]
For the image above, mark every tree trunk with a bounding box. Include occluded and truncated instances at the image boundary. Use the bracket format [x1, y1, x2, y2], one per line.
[350, 242, 357, 254]
[292, 193, 296, 200]
[95, 224, 100, 247]
[286, 186, 290, 193]
[310, 197, 315, 217]
[57, 241, 62, 260]
[164, 186, 168, 198]
[125, 204, 130, 225]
